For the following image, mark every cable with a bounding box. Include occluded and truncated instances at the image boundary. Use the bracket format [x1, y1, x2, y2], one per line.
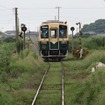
[0, 5, 12, 10]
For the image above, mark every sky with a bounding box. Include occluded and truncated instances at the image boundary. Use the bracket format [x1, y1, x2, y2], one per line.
[0, 0, 105, 34]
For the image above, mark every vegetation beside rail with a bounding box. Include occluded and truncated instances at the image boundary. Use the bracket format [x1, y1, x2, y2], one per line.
[65, 36, 105, 105]
[1, 36, 105, 105]
[69, 36, 105, 50]
[0, 41, 48, 105]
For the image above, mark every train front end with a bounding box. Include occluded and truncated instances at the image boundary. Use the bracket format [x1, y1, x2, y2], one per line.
[38, 20, 69, 60]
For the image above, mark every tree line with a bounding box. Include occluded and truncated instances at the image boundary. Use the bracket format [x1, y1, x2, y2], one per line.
[81, 19, 105, 34]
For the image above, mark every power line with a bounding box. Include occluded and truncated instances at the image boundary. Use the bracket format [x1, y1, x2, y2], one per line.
[19, 7, 54, 10]
[0, 5, 12, 10]
[63, 7, 105, 9]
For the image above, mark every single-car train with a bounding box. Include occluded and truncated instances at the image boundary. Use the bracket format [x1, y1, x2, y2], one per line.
[38, 20, 69, 61]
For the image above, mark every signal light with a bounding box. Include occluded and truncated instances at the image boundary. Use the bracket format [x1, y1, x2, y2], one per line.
[70, 27, 75, 31]
[21, 24, 27, 32]
[21, 27, 27, 32]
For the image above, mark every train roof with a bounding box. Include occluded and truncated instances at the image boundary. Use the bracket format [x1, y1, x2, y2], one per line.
[42, 20, 67, 24]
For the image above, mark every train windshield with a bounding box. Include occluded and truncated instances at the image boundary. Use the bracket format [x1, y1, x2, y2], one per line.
[41, 25, 48, 38]
[50, 29, 57, 38]
[59, 25, 67, 38]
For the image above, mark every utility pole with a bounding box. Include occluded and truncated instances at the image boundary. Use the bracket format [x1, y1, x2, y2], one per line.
[15, 7, 19, 41]
[55, 7, 61, 21]
[55, 16, 57, 20]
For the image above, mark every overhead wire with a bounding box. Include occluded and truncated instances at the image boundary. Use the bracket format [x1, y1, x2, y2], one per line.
[0, 6, 105, 31]
[0, 5, 12, 10]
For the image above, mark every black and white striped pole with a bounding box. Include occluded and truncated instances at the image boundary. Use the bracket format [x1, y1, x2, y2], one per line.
[76, 22, 83, 58]
[76, 22, 82, 49]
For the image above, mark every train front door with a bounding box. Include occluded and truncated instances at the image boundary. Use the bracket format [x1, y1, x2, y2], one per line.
[49, 28, 59, 50]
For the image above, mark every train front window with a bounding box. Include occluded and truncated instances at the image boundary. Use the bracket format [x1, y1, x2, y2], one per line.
[41, 26, 48, 38]
[59, 25, 67, 38]
[50, 29, 57, 38]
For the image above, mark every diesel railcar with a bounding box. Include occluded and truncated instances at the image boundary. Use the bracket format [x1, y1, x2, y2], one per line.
[38, 20, 69, 60]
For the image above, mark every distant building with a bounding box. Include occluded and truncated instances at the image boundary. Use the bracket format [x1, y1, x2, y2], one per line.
[83, 31, 97, 36]
[26, 31, 38, 36]
[2, 30, 38, 40]
[5, 30, 16, 36]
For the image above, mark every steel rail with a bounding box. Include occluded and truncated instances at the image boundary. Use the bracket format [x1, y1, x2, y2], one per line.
[61, 61, 65, 105]
[31, 63, 50, 105]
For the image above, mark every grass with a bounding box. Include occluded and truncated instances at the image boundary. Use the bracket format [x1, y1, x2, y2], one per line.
[37, 90, 61, 105]
[1, 36, 105, 105]
[66, 36, 105, 105]
[64, 50, 105, 105]
[0, 43, 48, 105]
[35, 62, 62, 105]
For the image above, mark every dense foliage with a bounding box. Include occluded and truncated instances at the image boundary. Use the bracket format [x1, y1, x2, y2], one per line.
[0, 31, 4, 35]
[70, 36, 105, 50]
[16, 40, 24, 54]
[0, 42, 47, 105]
[82, 36, 105, 49]
[65, 50, 105, 105]
[0, 43, 15, 73]
[81, 19, 105, 33]
[1, 36, 105, 105]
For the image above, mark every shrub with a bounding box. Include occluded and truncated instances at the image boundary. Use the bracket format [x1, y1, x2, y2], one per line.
[16, 41, 24, 54]
[0, 43, 14, 73]
[83, 36, 105, 49]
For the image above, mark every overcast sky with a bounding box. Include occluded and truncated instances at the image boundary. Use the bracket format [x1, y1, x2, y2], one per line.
[0, 0, 105, 33]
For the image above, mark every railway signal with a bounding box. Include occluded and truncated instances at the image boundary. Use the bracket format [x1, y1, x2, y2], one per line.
[70, 27, 75, 31]
[21, 24, 27, 32]
[21, 24, 27, 49]
[21, 26, 27, 32]
[19, 32, 23, 38]
[70, 27, 75, 55]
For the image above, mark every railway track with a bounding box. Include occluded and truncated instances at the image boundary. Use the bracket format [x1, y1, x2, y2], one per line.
[61, 62, 65, 105]
[31, 61, 65, 105]
[31, 62, 50, 105]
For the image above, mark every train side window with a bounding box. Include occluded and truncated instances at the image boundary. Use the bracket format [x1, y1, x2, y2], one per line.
[59, 25, 67, 38]
[50, 29, 57, 38]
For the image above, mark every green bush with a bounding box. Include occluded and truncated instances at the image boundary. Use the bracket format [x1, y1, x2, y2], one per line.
[0, 42, 47, 105]
[0, 43, 14, 73]
[83, 36, 105, 49]
[0, 72, 8, 83]
[70, 36, 105, 50]
[16, 41, 24, 54]
[65, 49, 105, 105]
